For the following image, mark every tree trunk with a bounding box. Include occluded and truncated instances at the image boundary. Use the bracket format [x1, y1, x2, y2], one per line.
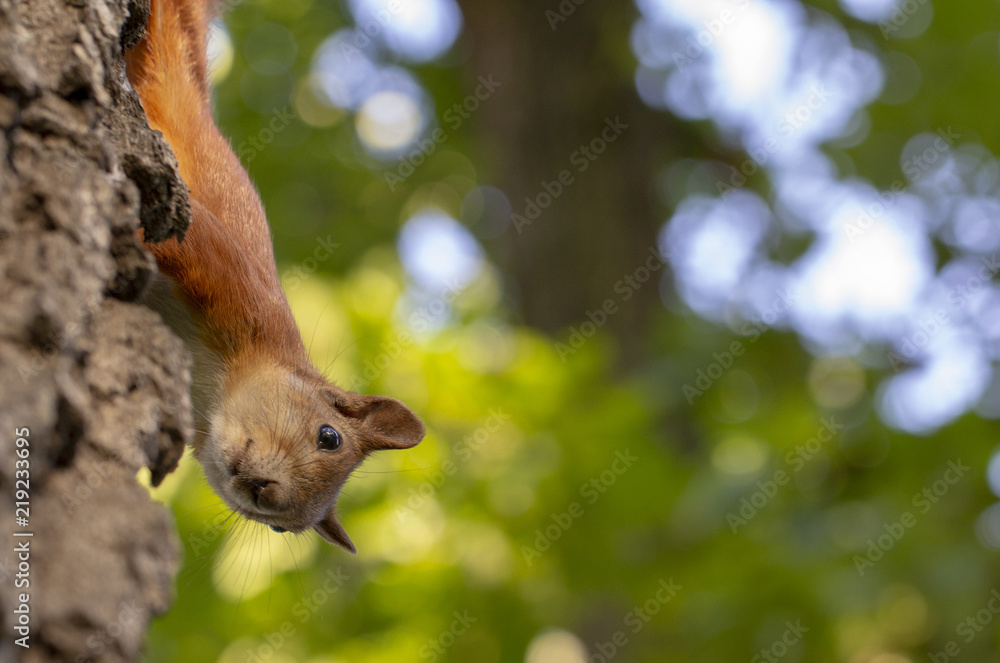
[0, 1, 192, 661]
[456, 0, 691, 364]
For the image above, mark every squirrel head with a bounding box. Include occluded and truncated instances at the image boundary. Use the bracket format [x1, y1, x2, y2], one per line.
[197, 357, 424, 554]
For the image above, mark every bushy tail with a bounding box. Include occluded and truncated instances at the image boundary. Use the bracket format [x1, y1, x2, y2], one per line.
[125, 0, 266, 237]
[125, 0, 214, 127]
[125, 0, 285, 357]
[125, 0, 229, 195]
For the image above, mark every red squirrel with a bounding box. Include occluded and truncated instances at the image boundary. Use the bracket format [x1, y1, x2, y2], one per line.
[124, 0, 424, 553]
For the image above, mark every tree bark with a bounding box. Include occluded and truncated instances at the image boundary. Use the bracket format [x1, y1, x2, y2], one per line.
[0, 1, 192, 661]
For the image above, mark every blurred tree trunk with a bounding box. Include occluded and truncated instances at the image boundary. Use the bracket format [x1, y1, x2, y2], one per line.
[456, 0, 686, 364]
[0, 0, 192, 661]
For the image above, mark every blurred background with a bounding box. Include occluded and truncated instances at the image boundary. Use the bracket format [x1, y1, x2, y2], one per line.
[144, 0, 1000, 661]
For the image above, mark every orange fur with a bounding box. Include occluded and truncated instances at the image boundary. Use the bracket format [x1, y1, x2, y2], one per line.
[125, 0, 303, 365]
[124, 0, 425, 552]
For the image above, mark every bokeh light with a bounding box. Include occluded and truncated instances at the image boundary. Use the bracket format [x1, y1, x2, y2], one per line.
[398, 209, 483, 291]
[640, 0, 1000, 434]
[524, 629, 588, 663]
[349, 0, 462, 62]
[139, 1, 1000, 662]
[356, 89, 425, 154]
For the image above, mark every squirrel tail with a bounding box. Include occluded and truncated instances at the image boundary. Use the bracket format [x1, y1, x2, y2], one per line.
[125, 0, 223, 186]
[125, 0, 215, 124]
[124, 0, 295, 362]
[124, 0, 266, 236]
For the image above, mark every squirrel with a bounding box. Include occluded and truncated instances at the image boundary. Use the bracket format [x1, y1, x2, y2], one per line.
[124, 0, 425, 554]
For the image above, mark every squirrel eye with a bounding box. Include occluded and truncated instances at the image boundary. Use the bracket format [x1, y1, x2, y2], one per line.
[317, 425, 341, 451]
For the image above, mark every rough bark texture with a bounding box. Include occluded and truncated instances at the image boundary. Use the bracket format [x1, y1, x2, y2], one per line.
[0, 0, 192, 661]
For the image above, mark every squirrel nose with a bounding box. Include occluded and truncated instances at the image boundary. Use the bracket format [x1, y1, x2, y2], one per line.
[242, 477, 278, 508]
[248, 478, 271, 496]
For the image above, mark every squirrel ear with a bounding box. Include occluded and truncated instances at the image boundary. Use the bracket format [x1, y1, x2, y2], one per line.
[333, 393, 425, 453]
[314, 509, 356, 554]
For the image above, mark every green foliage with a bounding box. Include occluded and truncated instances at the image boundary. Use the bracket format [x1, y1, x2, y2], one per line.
[146, 1, 1000, 661]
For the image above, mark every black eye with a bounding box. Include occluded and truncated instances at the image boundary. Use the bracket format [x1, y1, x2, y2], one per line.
[317, 425, 341, 451]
